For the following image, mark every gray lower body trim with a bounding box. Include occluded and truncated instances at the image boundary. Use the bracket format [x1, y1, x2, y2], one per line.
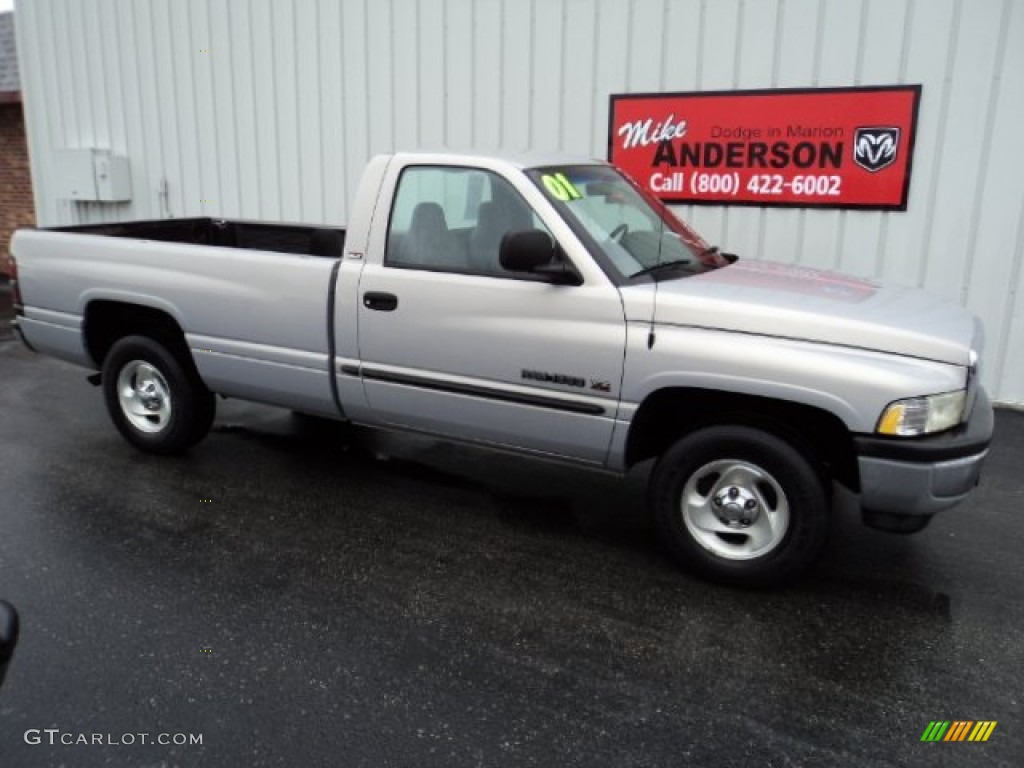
[858, 450, 988, 517]
[15, 316, 91, 367]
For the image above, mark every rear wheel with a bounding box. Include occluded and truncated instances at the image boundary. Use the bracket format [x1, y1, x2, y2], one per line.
[102, 335, 215, 454]
[650, 425, 829, 587]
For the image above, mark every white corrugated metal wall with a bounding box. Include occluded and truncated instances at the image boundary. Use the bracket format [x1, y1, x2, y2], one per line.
[13, 0, 1024, 404]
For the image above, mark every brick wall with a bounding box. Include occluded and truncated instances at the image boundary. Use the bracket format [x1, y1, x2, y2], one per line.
[0, 102, 35, 278]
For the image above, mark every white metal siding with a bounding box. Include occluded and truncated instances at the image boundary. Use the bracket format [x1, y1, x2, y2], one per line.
[14, 0, 1024, 403]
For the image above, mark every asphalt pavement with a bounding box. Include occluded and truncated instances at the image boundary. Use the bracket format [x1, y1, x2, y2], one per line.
[0, 330, 1021, 767]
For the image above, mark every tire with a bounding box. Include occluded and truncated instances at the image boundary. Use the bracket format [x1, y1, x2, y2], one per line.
[186, 387, 217, 447]
[650, 425, 829, 587]
[102, 335, 216, 455]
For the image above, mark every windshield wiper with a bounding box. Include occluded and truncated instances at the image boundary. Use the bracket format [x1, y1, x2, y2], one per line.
[630, 258, 696, 279]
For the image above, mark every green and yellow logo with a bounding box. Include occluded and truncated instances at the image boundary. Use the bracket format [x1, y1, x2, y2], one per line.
[920, 721, 997, 742]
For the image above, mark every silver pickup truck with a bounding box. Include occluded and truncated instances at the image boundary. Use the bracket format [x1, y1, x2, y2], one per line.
[9, 152, 993, 585]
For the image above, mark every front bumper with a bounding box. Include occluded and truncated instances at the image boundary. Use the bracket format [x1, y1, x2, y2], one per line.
[854, 388, 993, 517]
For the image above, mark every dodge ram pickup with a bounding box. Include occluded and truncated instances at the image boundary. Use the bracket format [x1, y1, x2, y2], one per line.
[8, 152, 993, 585]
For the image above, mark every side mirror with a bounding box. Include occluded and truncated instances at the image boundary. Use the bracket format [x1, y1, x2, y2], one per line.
[0, 600, 18, 687]
[499, 230, 555, 272]
[499, 230, 581, 285]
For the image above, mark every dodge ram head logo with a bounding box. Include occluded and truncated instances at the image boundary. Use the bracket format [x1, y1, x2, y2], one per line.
[853, 127, 900, 172]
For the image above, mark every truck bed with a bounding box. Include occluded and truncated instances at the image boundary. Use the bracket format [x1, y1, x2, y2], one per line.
[13, 218, 350, 418]
[52, 217, 345, 258]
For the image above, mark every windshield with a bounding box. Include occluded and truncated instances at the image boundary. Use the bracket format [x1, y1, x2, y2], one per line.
[527, 165, 731, 280]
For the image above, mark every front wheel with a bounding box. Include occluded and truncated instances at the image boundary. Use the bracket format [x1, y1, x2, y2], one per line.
[102, 335, 215, 455]
[650, 425, 830, 587]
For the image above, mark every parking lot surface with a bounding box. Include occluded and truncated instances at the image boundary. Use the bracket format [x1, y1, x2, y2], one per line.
[0, 331, 1021, 767]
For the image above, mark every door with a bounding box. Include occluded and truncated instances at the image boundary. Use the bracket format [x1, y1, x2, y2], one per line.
[354, 164, 626, 464]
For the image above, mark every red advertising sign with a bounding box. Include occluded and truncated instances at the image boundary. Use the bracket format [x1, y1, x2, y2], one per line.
[608, 86, 921, 210]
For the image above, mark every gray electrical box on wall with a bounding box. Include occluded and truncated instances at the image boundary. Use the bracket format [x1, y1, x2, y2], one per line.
[53, 149, 132, 202]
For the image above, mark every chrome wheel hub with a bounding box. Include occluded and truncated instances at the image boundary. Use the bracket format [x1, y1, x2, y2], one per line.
[713, 485, 760, 527]
[117, 361, 172, 433]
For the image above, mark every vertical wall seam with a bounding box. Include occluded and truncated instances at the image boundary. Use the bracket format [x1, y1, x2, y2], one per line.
[732, 0, 743, 88]
[771, 0, 783, 86]
[915, 0, 961, 288]
[992, 179, 1024, 392]
[166, 0, 186, 217]
[959, 0, 1011, 305]
[338, 0, 350, 217]
[206, 0, 224, 218]
[658, 0, 669, 91]
[625, 0, 635, 88]
[226, 0, 243, 218]
[316, 0, 326, 219]
[811, 0, 825, 85]
[853, 0, 868, 82]
[74, 3, 96, 146]
[441, 0, 448, 145]
[497, 0, 505, 148]
[362, 0, 371, 160]
[46, 0, 67, 150]
[759, 0, 786, 251]
[470, 0, 478, 148]
[557, 0, 566, 150]
[689, 0, 706, 238]
[40, 0, 65, 148]
[695, 0, 705, 88]
[245, 1, 263, 218]
[561, 0, 569, 151]
[876, 0, 915, 276]
[897, 0, 914, 81]
[293, 0, 305, 217]
[836, 0, 872, 272]
[413, 0, 421, 148]
[185, 1, 202, 216]
[467, 0, 475, 148]
[723, 0, 746, 246]
[59, 4, 79, 140]
[115, 0, 149, 219]
[269, 1, 283, 218]
[798, 1, 829, 264]
[144, 0, 168, 217]
[526, 0, 535, 148]
[587, 0, 600, 153]
[387, 0, 395, 152]
[94, 1, 114, 156]
[21, 0, 55, 222]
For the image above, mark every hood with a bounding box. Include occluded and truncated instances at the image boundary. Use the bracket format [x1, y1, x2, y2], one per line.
[630, 260, 976, 365]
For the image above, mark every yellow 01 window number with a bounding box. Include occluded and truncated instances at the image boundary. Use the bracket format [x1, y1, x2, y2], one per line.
[542, 172, 582, 202]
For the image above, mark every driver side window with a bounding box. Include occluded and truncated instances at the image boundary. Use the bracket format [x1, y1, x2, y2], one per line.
[386, 166, 550, 276]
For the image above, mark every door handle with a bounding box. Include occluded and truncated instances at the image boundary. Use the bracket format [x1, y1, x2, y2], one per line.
[363, 292, 398, 312]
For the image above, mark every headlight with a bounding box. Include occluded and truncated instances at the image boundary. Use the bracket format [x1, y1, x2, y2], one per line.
[876, 390, 967, 436]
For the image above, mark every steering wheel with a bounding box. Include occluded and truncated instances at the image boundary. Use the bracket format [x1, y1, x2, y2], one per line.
[609, 223, 629, 242]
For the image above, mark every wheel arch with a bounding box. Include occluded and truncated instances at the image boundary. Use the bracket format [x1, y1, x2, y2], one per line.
[625, 387, 860, 491]
[83, 300, 192, 371]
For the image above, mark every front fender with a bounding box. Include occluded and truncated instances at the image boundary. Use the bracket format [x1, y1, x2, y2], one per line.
[606, 324, 967, 471]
